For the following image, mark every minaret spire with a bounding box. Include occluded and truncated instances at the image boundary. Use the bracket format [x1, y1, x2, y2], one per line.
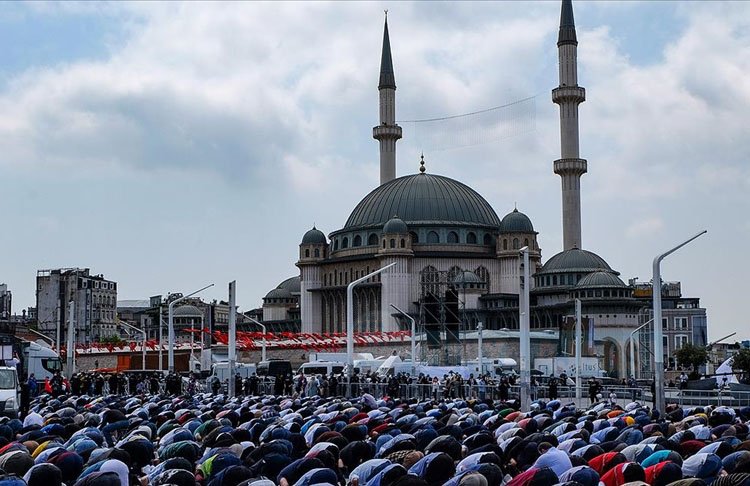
[552, 0, 587, 250]
[373, 12, 402, 186]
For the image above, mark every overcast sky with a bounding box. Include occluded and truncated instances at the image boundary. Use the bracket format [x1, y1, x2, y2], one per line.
[0, 1, 748, 341]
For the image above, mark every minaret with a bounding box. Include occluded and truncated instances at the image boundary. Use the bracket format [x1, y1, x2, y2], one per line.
[553, 0, 587, 250]
[373, 13, 402, 186]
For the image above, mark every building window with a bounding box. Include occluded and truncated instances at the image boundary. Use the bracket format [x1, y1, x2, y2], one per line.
[368, 233, 378, 245]
[314, 248, 320, 258]
[334, 240, 339, 251]
[524, 238, 529, 247]
[342, 237, 349, 249]
[503, 239, 508, 250]
[390, 238, 396, 248]
[475, 266, 489, 284]
[675, 335, 688, 350]
[427, 231, 439, 244]
[512, 238, 519, 249]
[305, 249, 310, 258]
[552, 276, 558, 285]
[447, 231, 459, 243]
[353, 235, 362, 247]
[484, 234, 493, 246]
[662, 318, 668, 330]
[467, 232, 477, 244]
[400, 238, 405, 248]
[383, 240, 386, 248]
[675, 317, 689, 329]
[410, 232, 419, 244]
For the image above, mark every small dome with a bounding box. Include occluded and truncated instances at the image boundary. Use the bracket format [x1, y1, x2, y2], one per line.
[277, 276, 301, 294]
[301, 227, 327, 245]
[265, 287, 292, 300]
[576, 271, 627, 289]
[539, 248, 616, 275]
[173, 305, 203, 317]
[499, 208, 534, 233]
[452, 271, 483, 286]
[383, 216, 408, 234]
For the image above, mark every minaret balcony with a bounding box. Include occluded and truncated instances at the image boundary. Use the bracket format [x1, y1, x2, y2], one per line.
[552, 86, 585, 104]
[554, 158, 588, 176]
[373, 124, 403, 140]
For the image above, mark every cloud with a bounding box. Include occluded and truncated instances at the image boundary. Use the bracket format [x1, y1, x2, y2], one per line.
[1, 1, 748, 340]
[625, 217, 664, 239]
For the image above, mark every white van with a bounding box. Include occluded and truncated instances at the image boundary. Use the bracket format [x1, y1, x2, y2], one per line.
[210, 362, 256, 383]
[297, 361, 345, 377]
[0, 367, 19, 418]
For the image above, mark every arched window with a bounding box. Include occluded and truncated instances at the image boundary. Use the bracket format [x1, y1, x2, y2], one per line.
[400, 238, 405, 248]
[427, 231, 439, 244]
[553, 275, 558, 285]
[421, 266, 439, 295]
[314, 248, 320, 258]
[334, 240, 339, 251]
[410, 232, 419, 244]
[382, 240, 386, 248]
[448, 266, 462, 283]
[467, 232, 477, 244]
[475, 266, 489, 285]
[524, 238, 529, 247]
[368, 233, 378, 246]
[447, 231, 459, 243]
[512, 238, 519, 249]
[342, 237, 349, 249]
[353, 235, 362, 247]
[503, 239, 508, 250]
[389, 238, 396, 248]
[305, 249, 310, 258]
[483, 233, 492, 245]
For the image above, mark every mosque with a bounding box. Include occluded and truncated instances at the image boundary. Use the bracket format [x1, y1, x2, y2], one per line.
[259, 1, 707, 378]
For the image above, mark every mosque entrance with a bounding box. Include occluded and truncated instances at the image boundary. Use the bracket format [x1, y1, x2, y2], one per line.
[602, 339, 620, 379]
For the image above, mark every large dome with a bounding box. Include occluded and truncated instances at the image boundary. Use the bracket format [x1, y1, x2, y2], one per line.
[343, 173, 501, 230]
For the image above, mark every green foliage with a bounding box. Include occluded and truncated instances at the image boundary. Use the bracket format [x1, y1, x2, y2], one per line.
[99, 335, 124, 344]
[731, 348, 750, 383]
[674, 343, 708, 373]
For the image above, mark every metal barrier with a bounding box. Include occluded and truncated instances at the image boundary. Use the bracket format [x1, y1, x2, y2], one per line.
[195, 379, 748, 409]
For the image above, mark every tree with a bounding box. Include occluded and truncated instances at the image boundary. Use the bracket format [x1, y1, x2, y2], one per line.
[731, 348, 750, 384]
[674, 343, 708, 379]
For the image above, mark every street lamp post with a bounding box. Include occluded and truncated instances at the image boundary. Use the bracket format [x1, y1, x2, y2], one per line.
[66, 301, 75, 380]
[630, 319, 653, 381]
[168, 283, 215, 373]
[347, 263, 396, 397]
[228, 281, 237, 398]
[653, 230, 707, 412]
[245, 316, 267, 363]
[120, 321, 147, 370]
[390, 304, 416, 375]
[519, 246, 531, 411]
[477, 322, 484, 376]
[575, 299, 582, 403]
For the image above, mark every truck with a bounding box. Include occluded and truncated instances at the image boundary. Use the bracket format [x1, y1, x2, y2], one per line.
[534, 357, 604, 378]
[465, 358, 517, 378]
[0, 334, 62, 381]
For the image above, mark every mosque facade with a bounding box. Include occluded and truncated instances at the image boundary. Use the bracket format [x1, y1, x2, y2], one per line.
[261, 1, 708, 378]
